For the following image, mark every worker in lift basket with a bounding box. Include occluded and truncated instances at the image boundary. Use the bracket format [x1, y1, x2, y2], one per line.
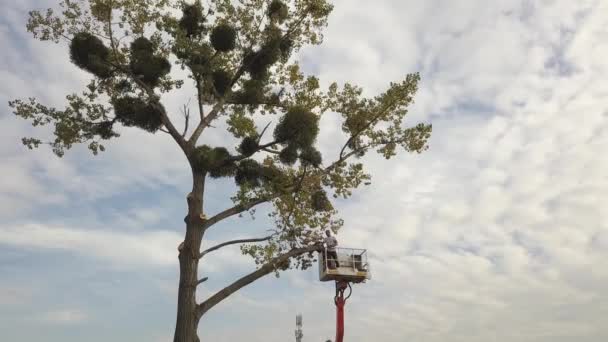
[324, 230, 340, 269]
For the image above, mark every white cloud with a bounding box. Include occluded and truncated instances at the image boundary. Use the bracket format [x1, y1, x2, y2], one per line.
[0, 285, 34, 306]
[0, 222, 256, 276]
[40, 309, 88, 325]
[0, 223, 180, 267]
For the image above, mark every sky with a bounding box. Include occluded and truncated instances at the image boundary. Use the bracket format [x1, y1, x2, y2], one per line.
[1, 0, 607, 341]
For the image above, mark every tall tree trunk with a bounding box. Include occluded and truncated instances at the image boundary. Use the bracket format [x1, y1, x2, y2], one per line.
[174, 242, 201, 342]
[174, 171, 205, 342]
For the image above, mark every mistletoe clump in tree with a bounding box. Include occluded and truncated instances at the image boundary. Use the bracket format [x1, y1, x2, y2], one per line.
[9, 0, 432, 341]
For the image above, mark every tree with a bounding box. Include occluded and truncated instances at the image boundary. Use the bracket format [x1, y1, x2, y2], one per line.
[9, 0, 432, 341]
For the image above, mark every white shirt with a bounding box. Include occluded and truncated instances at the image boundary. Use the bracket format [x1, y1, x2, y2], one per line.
[324, 235, 338, 252]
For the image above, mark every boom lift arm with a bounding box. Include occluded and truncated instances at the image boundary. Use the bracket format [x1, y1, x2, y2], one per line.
[334, 281, 352, 342]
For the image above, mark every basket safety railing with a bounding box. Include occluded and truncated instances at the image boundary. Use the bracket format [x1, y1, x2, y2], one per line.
[323, 247, 369, 273]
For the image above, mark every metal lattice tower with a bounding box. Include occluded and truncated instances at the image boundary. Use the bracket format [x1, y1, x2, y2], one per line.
[295, 314, 303, 342]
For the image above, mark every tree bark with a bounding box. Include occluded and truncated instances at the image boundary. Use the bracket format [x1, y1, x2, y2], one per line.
[174, 171, 205, 342]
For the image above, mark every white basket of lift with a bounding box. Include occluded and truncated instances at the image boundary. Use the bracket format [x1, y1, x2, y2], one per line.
[318, 247, 371, 283]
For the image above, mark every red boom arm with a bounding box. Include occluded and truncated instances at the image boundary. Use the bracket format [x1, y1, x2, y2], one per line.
[334, 281, 351, 342]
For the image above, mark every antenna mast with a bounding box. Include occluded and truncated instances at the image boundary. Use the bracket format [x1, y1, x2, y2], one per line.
[295, 314, 303, 342]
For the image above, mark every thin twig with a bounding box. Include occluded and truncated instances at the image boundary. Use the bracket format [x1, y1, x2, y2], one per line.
[257, 122, 272, 142]
[181, 99, 191, 137]
[199, 235, 275, 259]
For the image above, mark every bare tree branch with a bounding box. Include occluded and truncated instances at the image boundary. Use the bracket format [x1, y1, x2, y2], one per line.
[197, 277, 209, 286]
[224, 97, 289, 109]
[261, 147, 280, 154]
[181, 101, 191, 138]
[204, 196, 272, 230]
[227, 139, 284, 163]
[199, 235, 274, 259]
[202, 163, 311, 232]
[141, 85, 189, 153]
[195, 78, 205, 121]
[258, 121, 272, 142]
[189, 98, 225, 145]
[196, 243, 322, 317]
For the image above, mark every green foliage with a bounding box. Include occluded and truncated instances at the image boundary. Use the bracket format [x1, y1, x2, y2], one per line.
[194, 145, 237, 177]
[131, 36, 154, 54]
[236, 22, 294, 80]
[9, 84, 117, 156]
[268, 0, 288, 23]
[112, 97, 164, 133]
[212, 69, 232, 95]
[241, 165, 342, 269]
[260, 163, 285, 184]
[311, 190, 332, 211]
[69, 32, 113, 78]
[207, 147, 237, 178]
[308, 1, 334, 19]
[238, 136, 259, 156]
[263, 24, 293, 62]
[179, 3, 206, 37]
[322, 162, 371, 199]
[278, 144, 298, 165]
[327, 74, 431, 159]
[233, 159, 287, 190]
[193, 145, 213, 170]
[232, 79, 267, 104]
[92, 120, 118, 139]
[299, 147, 322, 167]
[90, 0, 112, 21]
[243, 45, 280, 80]
[279, 37, 294, 62]
[114, 79, 134, 94]
[235, 159, 264, 186]
[274, 106, 319, 148]
[210, 24, 237, 52]
[129, 37, 171, 87]
[242, 50, 266, 80]
[182, 44, 213, 76]
[226, 111, 258, 138]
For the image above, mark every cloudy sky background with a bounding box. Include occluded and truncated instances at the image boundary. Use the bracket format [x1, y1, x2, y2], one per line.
[1, 0, 607, 341]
